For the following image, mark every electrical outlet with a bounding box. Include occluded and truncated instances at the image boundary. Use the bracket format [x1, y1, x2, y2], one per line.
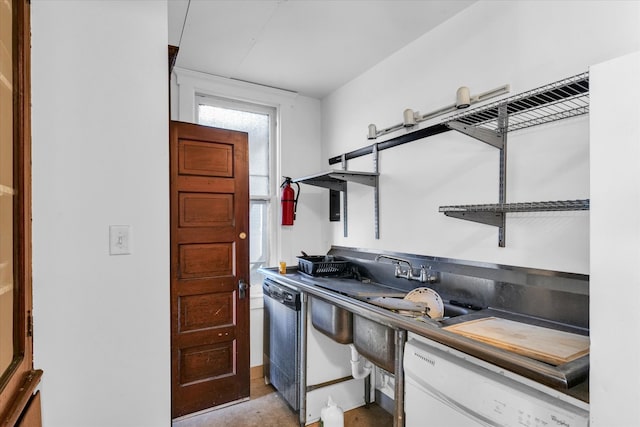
[109, 225, 131, 255]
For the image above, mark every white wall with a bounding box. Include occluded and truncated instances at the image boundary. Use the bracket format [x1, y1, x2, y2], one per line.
[590, 51, 640, 427]
[321, 0, 640, 274]
[171, 69, 325, 367]
[320, 0, 640, 424]
[31, 1, 170, 426]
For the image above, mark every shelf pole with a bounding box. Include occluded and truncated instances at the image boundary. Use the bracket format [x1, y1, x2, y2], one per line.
[341, 154, 348, 238]
[498, 103, 508, 247]
[373, 143, 380, 239]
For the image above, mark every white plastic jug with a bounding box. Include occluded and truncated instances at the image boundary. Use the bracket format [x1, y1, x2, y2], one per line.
[320, 396, 344, 427]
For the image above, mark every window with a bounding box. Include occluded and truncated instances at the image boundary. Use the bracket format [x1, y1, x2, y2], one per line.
[196, 96, 276, 290]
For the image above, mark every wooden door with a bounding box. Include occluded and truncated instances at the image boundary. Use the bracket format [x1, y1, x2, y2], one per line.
[170, 121, 250, 418]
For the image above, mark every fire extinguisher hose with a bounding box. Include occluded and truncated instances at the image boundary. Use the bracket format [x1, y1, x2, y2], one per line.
[292, 181, 300, 220]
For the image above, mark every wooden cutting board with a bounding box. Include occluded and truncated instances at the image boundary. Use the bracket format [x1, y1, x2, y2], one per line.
[443, 317, 590, 365]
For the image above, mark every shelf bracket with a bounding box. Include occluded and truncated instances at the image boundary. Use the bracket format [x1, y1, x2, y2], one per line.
[446, 120, 504, 149]
[327, 172, 377, 187]
[303, 180, 346, 192]
[443, 211, 506, 245]
[293, 168, 379, 239]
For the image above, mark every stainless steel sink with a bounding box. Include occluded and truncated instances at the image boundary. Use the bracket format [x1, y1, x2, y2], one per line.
[353, 314, 396, 372]
[352, 303, 470, 373]
[311, 288, 472, 373]
[310, 296, 353, 344]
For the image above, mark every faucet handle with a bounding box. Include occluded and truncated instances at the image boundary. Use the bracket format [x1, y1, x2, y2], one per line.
[419, 265, 439, 284]
[393, 262, 403, 277]
[418, 265, 428, 283]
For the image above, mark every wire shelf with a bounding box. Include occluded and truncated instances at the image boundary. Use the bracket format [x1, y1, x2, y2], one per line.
[439, 199, 590, 214]
[444, 72, 589, 133]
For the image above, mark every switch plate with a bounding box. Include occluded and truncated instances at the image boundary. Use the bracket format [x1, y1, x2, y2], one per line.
[109, 225, 131, 255]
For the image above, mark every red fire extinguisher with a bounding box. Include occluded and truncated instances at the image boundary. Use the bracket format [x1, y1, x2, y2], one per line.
[281, 177, 300, 226]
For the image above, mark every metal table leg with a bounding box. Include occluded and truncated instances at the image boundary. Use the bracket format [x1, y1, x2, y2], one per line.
[300, 292, 308, 427]
[394, 329, 406, 427]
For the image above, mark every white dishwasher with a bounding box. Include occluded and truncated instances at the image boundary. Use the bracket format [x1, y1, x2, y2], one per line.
[404, 332, 589, 427]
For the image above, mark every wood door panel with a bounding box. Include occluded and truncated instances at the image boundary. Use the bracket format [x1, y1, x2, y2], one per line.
[176, 176, 236, 193]
[176, 326, 237, 347]
[171, 121, 249, 419]
[179, 343, 235, 384]
[179, 293, 234, 332]
[179, 193, 234, 227]
[178, 243, 234, 279]
[179, 140, 233, 177]
[176, 228, 236, 244]
[174, 375, 244, 417]
[175, 278, 236, 295]
[175, 125, 246, 146]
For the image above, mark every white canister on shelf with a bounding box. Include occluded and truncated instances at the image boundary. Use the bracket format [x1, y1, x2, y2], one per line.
[320, 396, 344, 427]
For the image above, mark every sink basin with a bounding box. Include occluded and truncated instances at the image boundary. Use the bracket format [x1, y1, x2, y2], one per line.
[351, 303, 470, 373]
[353, 315, 396, 373]
[310, 289, 473, 373]
[310, 297, 353, 344]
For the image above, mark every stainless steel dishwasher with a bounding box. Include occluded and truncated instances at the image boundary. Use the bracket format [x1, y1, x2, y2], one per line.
[263, 278, 301, 411]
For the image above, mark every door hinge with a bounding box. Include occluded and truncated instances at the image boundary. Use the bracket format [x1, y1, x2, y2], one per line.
[27, 311, 33, 337]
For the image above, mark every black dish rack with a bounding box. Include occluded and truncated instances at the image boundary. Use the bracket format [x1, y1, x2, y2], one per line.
[297, 256, 351, 277]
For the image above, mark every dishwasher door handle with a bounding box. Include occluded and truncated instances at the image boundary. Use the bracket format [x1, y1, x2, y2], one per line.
[239, 280, 248, 299]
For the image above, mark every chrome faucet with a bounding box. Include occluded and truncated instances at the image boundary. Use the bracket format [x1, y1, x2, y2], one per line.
[374, 254, 437, 284]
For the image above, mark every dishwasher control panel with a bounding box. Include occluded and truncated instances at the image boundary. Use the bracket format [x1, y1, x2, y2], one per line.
[263, 278, 301, 309]
[404, 336, 589, 427]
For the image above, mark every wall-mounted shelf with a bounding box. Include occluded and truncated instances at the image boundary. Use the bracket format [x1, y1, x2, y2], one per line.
[293, 168, 380, 239]
[440, 199, 590, 214]
[440, 200, 589, 234]
[300, 73, 588, 245]
[292, 170, 378, 191]
[445, 72, 589, 139]
[440, 72, 590, 246]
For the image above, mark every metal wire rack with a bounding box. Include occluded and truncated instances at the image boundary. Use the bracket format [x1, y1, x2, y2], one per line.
[439, 199, 589, 214]
[440, 72, 590, 246]
[444, 72, 589, 133]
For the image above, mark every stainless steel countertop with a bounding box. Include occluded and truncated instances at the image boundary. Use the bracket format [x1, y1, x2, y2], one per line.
[259, 267, 589, 403]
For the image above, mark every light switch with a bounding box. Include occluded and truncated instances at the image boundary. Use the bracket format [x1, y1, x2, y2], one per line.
[109, 225, 132, 255]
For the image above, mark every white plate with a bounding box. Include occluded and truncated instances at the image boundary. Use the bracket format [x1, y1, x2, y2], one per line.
[404, 287, 444, 318]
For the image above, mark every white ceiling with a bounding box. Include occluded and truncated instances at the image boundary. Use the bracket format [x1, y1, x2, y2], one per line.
[169, 0, 476, 99]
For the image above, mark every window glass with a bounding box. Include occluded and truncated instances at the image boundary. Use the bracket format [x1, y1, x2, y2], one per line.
[197, 98, 275, 289]
[249, 200, 268, 286]
[198, 104, 270, 198]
